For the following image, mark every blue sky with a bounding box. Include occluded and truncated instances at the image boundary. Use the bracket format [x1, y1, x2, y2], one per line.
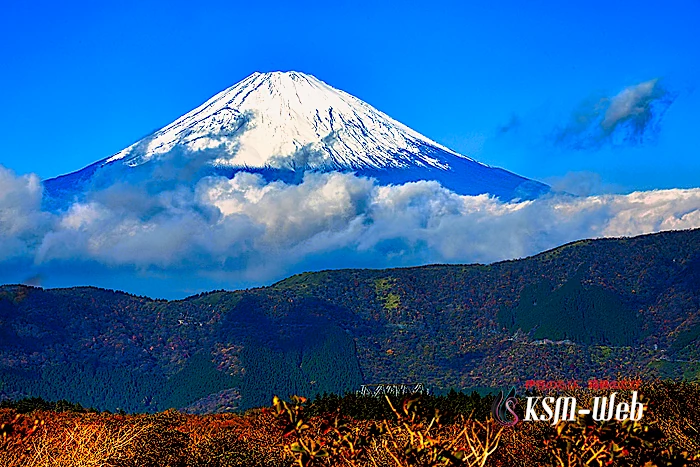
[1, 0, 698, 193]
[1, 0, 700, 297]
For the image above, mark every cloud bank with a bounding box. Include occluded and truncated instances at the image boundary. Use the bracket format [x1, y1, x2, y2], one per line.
[0, 167, 51, 261]
[554, 79, 676, 149]
[1, 163, 699, 295]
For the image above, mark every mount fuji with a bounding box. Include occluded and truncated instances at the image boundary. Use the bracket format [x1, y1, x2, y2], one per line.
[44, 71, 548, 206]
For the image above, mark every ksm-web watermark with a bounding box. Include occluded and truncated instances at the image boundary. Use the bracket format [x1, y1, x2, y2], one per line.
[492, 384, 645, 426]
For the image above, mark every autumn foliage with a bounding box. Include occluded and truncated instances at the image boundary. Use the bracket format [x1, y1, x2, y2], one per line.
[0, 381, 698, 467]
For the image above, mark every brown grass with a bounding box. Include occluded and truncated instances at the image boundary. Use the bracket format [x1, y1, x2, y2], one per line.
[1, 382, 698, 467]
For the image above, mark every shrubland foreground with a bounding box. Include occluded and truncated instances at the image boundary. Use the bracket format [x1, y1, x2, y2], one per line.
[1, 381, 699, 466]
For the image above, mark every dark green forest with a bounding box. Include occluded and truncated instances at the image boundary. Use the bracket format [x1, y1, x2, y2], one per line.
[1, 228, 699, 412]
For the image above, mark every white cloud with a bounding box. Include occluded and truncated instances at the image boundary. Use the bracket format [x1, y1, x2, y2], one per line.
[602, 79, 661, 132]
[555, 78, 675, 149]
[0, 167, 51, 261]
[0, 165, 699, 290]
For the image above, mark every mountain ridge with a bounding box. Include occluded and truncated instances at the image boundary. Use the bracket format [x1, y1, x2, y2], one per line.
[1, 228, 698, 412]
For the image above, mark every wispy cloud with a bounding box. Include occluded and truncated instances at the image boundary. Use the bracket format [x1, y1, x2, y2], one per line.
[496, 114, 522, 135]
[544, 171, 624, 197]
[554, 79, 676, 149]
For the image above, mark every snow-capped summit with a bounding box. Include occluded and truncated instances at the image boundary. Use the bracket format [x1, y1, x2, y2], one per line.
[107, 71, 473, 171]
[44, 71, 548, 203]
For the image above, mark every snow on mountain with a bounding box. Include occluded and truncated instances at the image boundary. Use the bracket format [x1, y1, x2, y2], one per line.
[44, 71, 548, 204]
[106, 71, 473, 171]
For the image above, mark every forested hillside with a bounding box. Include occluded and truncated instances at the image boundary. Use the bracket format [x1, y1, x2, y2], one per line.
[1, 229, 699, 412]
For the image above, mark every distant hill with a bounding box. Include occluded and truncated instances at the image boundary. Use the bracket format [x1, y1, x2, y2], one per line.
[1, 228, 699, 412]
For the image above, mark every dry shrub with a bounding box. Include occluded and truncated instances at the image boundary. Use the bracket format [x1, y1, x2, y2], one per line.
[273, 394, 503, 467]
[2, 411, 150, 466]
[0, 409, 286, 467]
[1, 381, 698, 467]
